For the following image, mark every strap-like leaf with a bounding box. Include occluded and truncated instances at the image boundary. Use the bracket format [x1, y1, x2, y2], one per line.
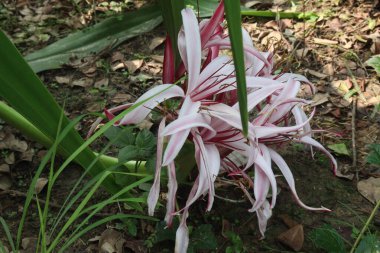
[25, 5, 162, 73]
[0, 30, 120, 193]
[224, 0, 249, 137]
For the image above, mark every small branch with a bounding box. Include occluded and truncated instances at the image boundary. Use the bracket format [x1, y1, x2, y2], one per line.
[350, 200, 380, 253]
[351, 97, 358, 181]
[241, 10, 317, 20]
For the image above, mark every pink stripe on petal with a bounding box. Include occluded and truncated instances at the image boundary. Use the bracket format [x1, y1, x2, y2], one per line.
[181, 8, 201, 94]
[299, 136, 338, 175]
[147, 118, 166, 216]
[163, 114, 215, 136]
[162, 129, 190, 166]
[165, 162, 178, 226]
[268, 148, 331, 211]
[200, 0, 224, 48]
[119, 84, 184, 125]
[256, 200, 272, 237]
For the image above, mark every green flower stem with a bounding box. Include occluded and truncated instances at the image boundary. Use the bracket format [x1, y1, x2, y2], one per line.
[0, 101, 142, 171]
[350, 200, 380, 253]
[241, 10, 317, 20]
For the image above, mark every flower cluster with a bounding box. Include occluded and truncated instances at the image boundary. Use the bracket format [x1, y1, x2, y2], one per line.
[103, 2, 337, 252]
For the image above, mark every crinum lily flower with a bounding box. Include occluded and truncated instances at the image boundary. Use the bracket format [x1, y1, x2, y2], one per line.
[94, 2, 337, 253]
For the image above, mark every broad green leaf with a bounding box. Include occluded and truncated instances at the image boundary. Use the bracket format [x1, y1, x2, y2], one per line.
[104, 126, 135, 148]
[0, 30, 120, 193]
[25, 5, 163, 73]
[136, 129, 156, 151]
[186, 0, 220, 17]
[366, 55, 380, 76]
[224, 0, 249, 137]
[355, 234, 380, 253]
[310, 225, 347, 253]
[328, 143, 350, 156]
[118, 145, 139, 163]
[188, 224, 217, 253]
[367, 143, 380, 166]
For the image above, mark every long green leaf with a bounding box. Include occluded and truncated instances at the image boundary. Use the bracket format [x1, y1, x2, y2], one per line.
[25, 5, 162, 73]
[0, 30, 119, 194]
[224, 0, 249, 137]
[159, 0, 184, 66]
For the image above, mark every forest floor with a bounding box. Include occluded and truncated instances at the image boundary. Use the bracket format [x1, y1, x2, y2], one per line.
[0, 0, 379, 252]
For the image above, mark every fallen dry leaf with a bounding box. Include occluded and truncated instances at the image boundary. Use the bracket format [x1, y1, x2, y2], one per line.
[313, 38, 339, 45]
[0, 164, 11, 191]
[357, 177, 380, 204]
[111, 93, 132, 103]
[5, 152, 15, 164]
[55, 76, 71, 84]
[0, 134, 28, 152]
[311, 93, 330, 107]
[94, 78, 109, 89]
[308, 69, 328, 79]
[21, 149, 34, 162]
[125, 59, 143, 74]
[98, 229, 125, 253]
[35, 178, 48, 194]
[72, 78, 93, 88]
[277, 224, 304, 251]
[148, 36, 165, 51]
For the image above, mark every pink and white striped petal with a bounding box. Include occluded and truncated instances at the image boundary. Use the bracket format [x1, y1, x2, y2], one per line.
[119, 84, 184, 125]
[268, 148, 331, 211]
[147, 118, 166, 216]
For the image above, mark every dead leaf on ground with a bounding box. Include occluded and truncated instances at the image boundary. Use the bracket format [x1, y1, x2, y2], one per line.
[279, 214, 299, 228]
[98, 229, 125, 253]
[295, 48, 309, 59]
[335, 164, 355, 180]
[311, 93, 330, 107]
[5, 152, 15, 164]
[308, 69, 328, 79]
[357, 177, 380, 204]
[0, 164, 10, 174]
[21, 149, 35, 162]
[72, 78, 93, 88]
[151, 55, 164, 63]
[35, 178, 48, 194]
[94, 78, 109, 89]
[55, 76, 71, 84]
[21, 237, 38, 253]
[111, 94, 132, 103]
[148, 36, 165, 51]
[125, 59, 143, 74]
[0, 134, 28, 152]
[277, 224, 304, 251]
[313, 38, 339, 45]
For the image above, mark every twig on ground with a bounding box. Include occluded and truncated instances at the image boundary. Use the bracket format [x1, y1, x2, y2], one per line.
[351, 97, 358, 181]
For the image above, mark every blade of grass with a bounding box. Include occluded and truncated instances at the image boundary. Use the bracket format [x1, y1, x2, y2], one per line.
[48, 173, 153, 252]
[59, 214, 157, 253]
[224, 0, 249, 137]
[0, 218, 15, 252]
[0, 30, 120, 195]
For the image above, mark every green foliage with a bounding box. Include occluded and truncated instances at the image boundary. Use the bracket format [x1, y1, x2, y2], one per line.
[0, 30, 120, 194]
[188, 224, 218, 253]
[328, 143, 350, 156]
[367, 144, 380, 166]
[310, 225, 347, 253]
[225, 231, 246, 253]
[104, 126, 135, 148]
[355, 234, 380, 253]
[366, 55, 380, 76]
[25, 5, 163, 73]
[224, 0, 249, 137]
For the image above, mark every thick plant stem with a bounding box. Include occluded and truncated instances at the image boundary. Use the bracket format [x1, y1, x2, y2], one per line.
[241, 10, 317, 20]
[0, 101, 52, 146]
[350, 200, 380, 253]
[0, 101, 142, 170]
